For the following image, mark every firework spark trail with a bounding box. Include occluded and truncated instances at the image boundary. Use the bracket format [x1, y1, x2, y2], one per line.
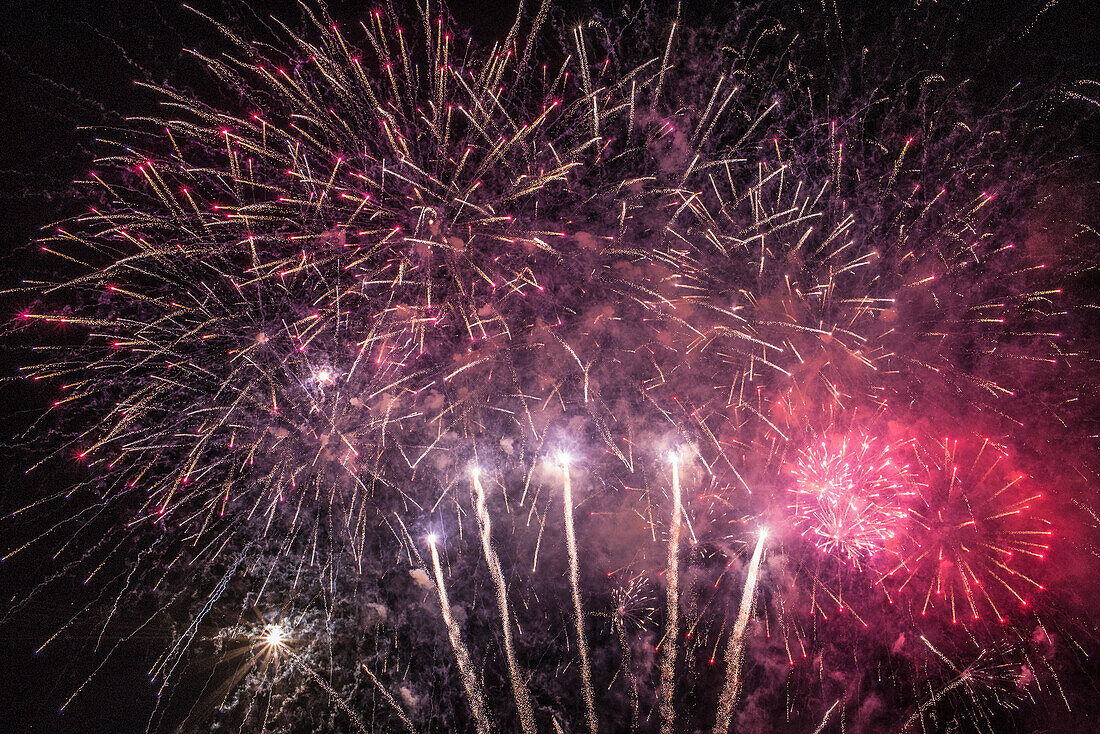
[900, 675, 969, 732]
[809, 699, 840, 734]
[905, 637, 1028, 731]
[360, 664, 418, 734]
[285, 649, 369, 734]
[713, 529, 768, 734]
[810, 699, 839, 734]
[471, 466, 536, 734]
[428, 535, 491, 734]
[561, 457, 597, 734]
[613, 612, 640, 732]
[659, 453, 683, 734]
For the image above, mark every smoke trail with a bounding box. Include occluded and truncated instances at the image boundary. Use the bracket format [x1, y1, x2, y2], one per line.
[713, 530, 768, 734]
[428, 536, 492, 734]
[562, 458, 598, 734]
[472, 466, 536, 734]
[659, 455, 683, 734]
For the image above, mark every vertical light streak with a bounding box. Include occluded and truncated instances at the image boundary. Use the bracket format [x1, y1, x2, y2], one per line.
[713, 529, 768, 734]
[659, 453, 682, 734]
[428, 535, 491, 734]
[614, 612, 640, 732]
[472, 466, 536, 734]
[562, 456, 598, 734]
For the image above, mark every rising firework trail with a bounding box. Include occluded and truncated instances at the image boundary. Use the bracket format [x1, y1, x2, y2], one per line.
[428, 534, 491, 734]
[612, 583, 643, 733]
[560, 455, 597, 734]
[360, 664, 418, 734]
[810, 700, 840, 734]
[659, 452, 683, 734]
[714, 529, 768, 734]
[472, 465, 536, 734]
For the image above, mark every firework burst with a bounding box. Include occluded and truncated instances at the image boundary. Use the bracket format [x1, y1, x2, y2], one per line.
[790, 427, 916, 566]
[2, 1, 1096, 732]
[880, 436, 1051, 625]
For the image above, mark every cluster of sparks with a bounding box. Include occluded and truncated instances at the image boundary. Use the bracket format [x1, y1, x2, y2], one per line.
[879, 437, 1052, 624]
[790, 430, 916, 566]
[3, 1, 1094, 732]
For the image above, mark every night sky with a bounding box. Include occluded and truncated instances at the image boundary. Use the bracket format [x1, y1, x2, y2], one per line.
[1, 1, 1098, 732]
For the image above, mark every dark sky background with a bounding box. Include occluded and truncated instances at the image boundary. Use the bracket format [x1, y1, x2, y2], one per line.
[0, 1, 1096, 732]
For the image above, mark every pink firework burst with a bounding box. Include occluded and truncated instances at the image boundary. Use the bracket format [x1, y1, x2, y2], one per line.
[790, 430, 917, 566]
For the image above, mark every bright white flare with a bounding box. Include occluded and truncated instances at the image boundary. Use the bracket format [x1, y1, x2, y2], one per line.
[263, 623, 286, 650]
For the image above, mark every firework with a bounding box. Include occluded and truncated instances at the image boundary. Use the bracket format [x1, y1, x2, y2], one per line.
[261, 622, 288, 653]
[901, 636, 1031, 732]
[559, 454, 598, 734]
[2, 0, 1095, 732]
[360, 663, 419, 734]
[879, 437, 1051, 624]
[471, 465, 536, 734]
[609, 574, 654, 732]
[810, 700, 840, 734]
[658, 452, 683, 734]
[713, 529, 768, 734]
[428, 532, 491, 734]
[790, 428, 916, 565]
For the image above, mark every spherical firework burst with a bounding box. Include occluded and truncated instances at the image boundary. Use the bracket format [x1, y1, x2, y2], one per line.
[879, 436, 1051, 624]
[790, 428, 916, 566]
[15, 1, 614, 565]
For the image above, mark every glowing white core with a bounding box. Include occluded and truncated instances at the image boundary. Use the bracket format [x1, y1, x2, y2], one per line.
[264, 624, 285, 648]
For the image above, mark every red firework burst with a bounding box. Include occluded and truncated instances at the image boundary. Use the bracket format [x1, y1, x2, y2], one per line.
[878, 436, 1051, 625]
